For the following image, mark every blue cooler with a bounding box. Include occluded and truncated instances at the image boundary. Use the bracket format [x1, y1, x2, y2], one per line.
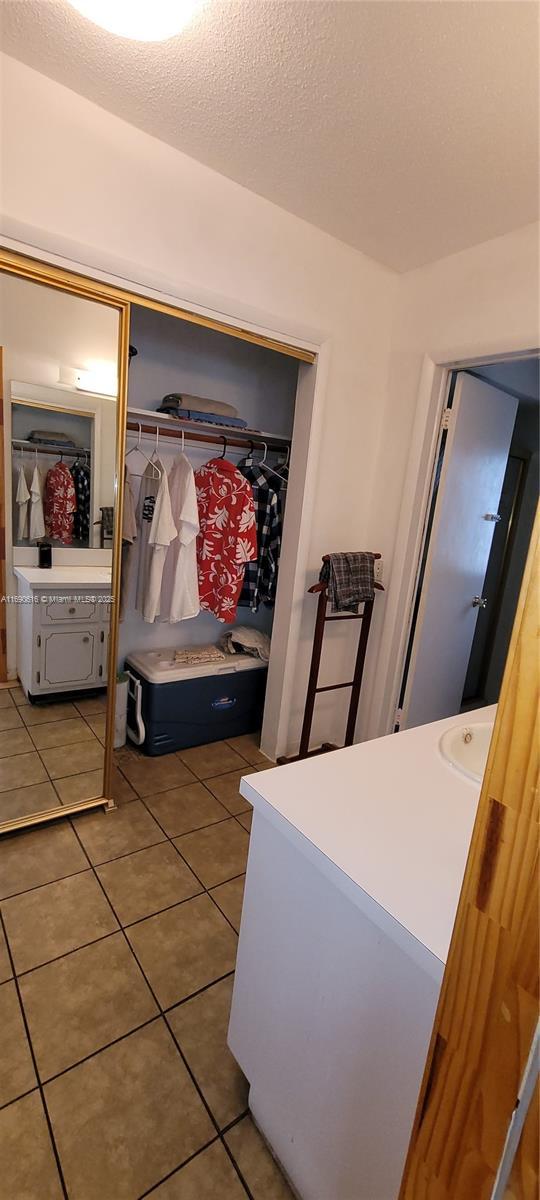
[125, 648, 267, 756]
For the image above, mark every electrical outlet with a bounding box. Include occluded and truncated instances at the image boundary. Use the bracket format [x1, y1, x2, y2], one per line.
[374, 557, 384, 584]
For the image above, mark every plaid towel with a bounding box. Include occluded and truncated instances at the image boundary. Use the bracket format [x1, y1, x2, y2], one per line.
[320, 552, 375, 613]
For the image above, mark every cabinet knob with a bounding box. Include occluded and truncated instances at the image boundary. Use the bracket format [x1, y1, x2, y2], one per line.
[82, 636, 90, 643]
[69, 606, 76, 614]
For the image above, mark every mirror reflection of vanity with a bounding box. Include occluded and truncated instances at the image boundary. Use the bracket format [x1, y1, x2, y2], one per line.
[0, 265, 123, 829]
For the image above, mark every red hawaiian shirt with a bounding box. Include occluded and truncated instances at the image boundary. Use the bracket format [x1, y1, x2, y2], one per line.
[194, 458, 257, 623]
[44, 462, 77, 545]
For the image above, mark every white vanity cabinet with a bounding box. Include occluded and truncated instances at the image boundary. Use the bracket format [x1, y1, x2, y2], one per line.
[13, 568, 112, 699]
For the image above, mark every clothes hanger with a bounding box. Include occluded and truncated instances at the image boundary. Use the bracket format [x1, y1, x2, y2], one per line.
[125, 423, 161, 478]
[219, 436, 227, 458]
[255, 442, 288, 486]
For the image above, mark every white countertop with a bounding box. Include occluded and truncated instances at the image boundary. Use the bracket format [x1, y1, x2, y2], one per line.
[14, 566, 112, 586]
[241, 707, 496, 969]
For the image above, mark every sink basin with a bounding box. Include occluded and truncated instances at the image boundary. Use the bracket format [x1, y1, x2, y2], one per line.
[439, 721, 494, 783]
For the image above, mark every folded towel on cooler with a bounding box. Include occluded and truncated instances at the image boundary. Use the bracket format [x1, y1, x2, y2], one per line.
[173, 644, 227, 665]
[220, 627, 271, 662]
[319, 552, 375, 613]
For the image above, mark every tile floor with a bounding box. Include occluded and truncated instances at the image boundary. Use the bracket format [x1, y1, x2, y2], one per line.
[0, 701, 294, 1199]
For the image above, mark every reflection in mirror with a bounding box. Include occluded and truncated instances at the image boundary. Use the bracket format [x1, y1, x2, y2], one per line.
[0, 270, 120, 827]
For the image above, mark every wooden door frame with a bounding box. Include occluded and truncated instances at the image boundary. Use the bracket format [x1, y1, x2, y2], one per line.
[0, 348, 6, 682]
[399, 507, 539, 1198]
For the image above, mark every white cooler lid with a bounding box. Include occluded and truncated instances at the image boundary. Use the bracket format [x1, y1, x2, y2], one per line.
[125, 647, 267, 684]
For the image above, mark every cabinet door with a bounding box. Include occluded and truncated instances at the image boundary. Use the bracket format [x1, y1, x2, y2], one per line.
[40, 629, 98, 687]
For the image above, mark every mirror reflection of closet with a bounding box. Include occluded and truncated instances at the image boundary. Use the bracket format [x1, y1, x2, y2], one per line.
[0, 269, 120, 829]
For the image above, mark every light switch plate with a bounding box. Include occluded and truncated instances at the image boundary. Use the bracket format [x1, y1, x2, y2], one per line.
[374, 557, 384, 584]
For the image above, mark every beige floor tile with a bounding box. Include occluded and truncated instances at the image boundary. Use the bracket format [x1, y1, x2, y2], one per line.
[54, 769, 104, 805]
[0, 980, 36, 1104]
[0, 820, 88, 899]
[145, 782, 230, 838]
[210, 875, 246, 933]
[225, 1116, 294, 1199]
[0, 705, 24, 731]
[117, 750, 197, 797]
[205, 769, 255, 815]
[74, 694, 108, 716]
[127, 893, 237, 1008]
[85, 714, 106, 741]
[0, 749, 48, 794]
[0, 726, 34, 758]
[0, 922, 12, 981]
[46, 1019, 214, 1200]
[168, 976, 248, 1128]
[29, 717, 95, 750]
[107, 764, 137, 805]
[174, 819, 249, 890]
[0, 781, 60, 823]
[73, 799, 166, 865]
[236, 811, 253, 833]
[226, 732, 268, 766]
[2, 870, 118, 973]
[0, 688, 16, 708]
[40, 740, 104, 779]
[9, 685, 29, 707]
[20, 701, 79, 726]
[151, 1141, 246, 1199]
[20, 932, 157, 1080]
[178, 742, 249, 780]
[97, 842, 202, 926]
[0, 1091, 63, 1200]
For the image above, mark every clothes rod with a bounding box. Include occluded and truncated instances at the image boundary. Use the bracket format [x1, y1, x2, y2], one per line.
[12, 439, 92, 457]
[125, 418, 290, 454]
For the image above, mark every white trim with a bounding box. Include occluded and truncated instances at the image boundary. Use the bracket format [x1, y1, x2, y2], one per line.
[368, 342, 540, 741]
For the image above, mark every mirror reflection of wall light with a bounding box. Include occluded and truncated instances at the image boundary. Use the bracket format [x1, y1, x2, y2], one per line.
[57, 363, 118, 397]
[66, 0, 203, 41]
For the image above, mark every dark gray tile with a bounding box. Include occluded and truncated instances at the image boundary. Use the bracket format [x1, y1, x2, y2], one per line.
[168, 976, 248, 1128]
[209, 875, 246, 933]
[151, 1142, 246, 1199]
[177, 742, 248, 780]
[145, 782, 230, 838]
[73, 799, 166, 865]
[0, 979, 36, 1104]
[19, 932, 158, 1079]
[2, 870, 118, 973]
[45, 1020, 214, 1200]
[225, 1116, 294, 1199]
[174, 819, 249, 890]
[96, 842, 202, 926]
[0, 820, 88, 899]
[127, 894, 237, 1008]
[0, 1091, 63, 1199]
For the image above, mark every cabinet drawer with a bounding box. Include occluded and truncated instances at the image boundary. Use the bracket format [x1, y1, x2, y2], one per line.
[39, 594, 101, 625]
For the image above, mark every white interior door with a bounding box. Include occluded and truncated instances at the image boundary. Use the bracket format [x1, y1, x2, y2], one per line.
[402, 373, 518, 729]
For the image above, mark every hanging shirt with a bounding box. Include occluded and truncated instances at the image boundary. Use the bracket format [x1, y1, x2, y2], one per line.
[29, 465, 45, 542]
[119, 467, 137, 622]
[135, 458, 177, 624]
[16, 465, 30, 541]
[237, 455, 282, 611]
[194, 457, 257, 624]
[160, 453, 200, 622]
[71, 462, 91, 544]
[44, 461, 77, 545]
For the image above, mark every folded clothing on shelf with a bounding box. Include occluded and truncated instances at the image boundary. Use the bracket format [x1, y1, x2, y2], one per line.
[157, 399, 248, 429]
[27, 430, 79, 448]
[158, 393, 239, 418]
[221, 627, 271, 662]
[173, 644, 228, 665]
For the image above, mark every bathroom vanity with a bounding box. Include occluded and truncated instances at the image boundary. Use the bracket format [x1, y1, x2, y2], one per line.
[13, 566, 112, 699]
[229, 707, 496, 1200]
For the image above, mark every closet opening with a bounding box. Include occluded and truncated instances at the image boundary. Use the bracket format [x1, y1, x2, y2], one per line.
[117, 302, 304, 769]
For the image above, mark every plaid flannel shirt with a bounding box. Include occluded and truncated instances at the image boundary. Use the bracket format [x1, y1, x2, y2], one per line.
[237, 456, 282, 611]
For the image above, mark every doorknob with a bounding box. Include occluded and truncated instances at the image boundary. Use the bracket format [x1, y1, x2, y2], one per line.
[472, 596, 488, 608]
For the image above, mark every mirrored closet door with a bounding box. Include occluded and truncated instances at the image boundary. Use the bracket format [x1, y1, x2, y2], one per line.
[0, 260, 127, 831]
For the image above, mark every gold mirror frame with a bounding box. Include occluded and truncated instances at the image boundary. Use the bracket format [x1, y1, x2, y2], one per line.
[0, 246, 315, 834]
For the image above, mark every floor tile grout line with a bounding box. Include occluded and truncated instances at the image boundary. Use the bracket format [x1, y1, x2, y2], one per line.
[0, 909, 70, 1200]
[11, 926, 120, 981]
[0, 864, 91, 904]
[136, 1135, 221, 1199]
[0, 1082, 38, 1115]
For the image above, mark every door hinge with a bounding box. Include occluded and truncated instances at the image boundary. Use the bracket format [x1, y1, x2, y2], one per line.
[100, 630, 105, 643]
[36, 634, 41, 648]
[394, 707, 403, 731]
[36, 671, 40, 684]
[98, 665, 103, 677]
[440, 407, 452, 432]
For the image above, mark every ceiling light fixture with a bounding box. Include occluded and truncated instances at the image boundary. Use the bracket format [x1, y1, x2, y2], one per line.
[66, 0, 202, 42]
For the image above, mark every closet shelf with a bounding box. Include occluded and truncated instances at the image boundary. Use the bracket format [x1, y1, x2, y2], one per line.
[126, 407, 291, 452]
[12, 437, 92, 457]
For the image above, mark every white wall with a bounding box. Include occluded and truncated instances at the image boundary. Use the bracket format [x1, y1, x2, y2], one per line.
[1, 55, 538, 751]
[365, 222, 540, 737]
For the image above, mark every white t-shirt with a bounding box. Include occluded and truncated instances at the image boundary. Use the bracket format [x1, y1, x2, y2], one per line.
[160, 453, 200, 622]
[16, 466, 30, 540]
[29, 465, 45, 541]
[136, 458, 177, 624]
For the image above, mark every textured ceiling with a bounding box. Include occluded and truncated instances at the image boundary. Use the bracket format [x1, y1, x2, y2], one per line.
[1, 0, 538, 271]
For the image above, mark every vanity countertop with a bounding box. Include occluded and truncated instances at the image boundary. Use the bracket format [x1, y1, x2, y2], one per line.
[242, 706, 496, 967]
[13, 566, 112, 586]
